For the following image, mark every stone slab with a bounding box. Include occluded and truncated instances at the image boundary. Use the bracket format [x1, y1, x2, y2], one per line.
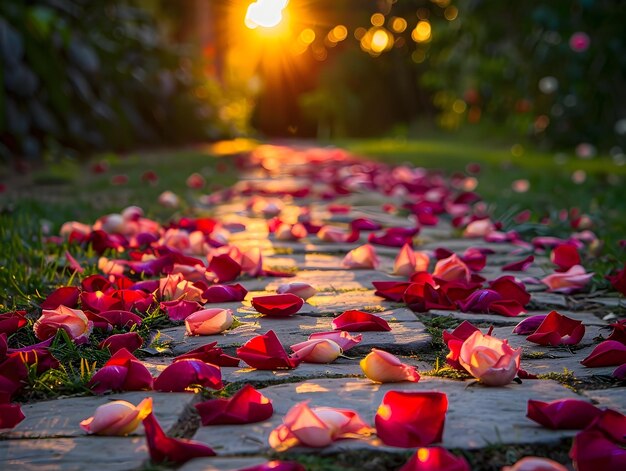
[0, 436, 147, 471]
[581, 387, 626, 412]
[193, 377, 583, 456]
[238, 270, 397, 292]
[162, 316, 431, 357]
[0, 392, 196, 439]
[180, 457, 268, 471]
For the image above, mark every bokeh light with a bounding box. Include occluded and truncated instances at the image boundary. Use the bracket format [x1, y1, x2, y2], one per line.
[412, 21, 432, 43]
[371, 13, 385, 27]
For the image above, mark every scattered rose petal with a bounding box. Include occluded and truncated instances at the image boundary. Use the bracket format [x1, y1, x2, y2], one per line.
[40, 286, 80, 310]
[251, 294, 304, 317]
[502, 255, 535, 272]
[393, 243, 430, 277]
[80, 397, 152, 436]
[433, 254, 470, 282]
[458, 331, 521, 386]
[143, 412, 216, 464]
[0, 403, 25, 429]
[581, 340, 626, 367]
[269, 402, 372, 451]
[526, 311, 585, 346]
[99, 332, 144, 354]
[331, 310, 391, 332]
[527, 398, 602, 430]
[236, 330, 300, 370]
[502, 457, 567, 471]
[342, 244, 380, 269]
[185, 308, 234, 336]
[400, 447, 470, 471]
[513, 315, 547, 335]
[290, 339, 342, 363]
[195, 384, 273, 425]
[541, 265, 593, 294]
[276, 282, 317, 301]
[174, 342, 240, 367]
[88, 348, 153, 394]
[308, 331, 362, 352]
[607, 264, 626, 296]
[360, 349, 420, 383]
[551, 244, 581, 271]
[0, 310, 27, 336]
[33, 305, 92, 342]
[160, 299, 203, 322]
[203, 283, 248, 303]
[154, 359, 223, 392]
[209, 254, 241, 283]
[375, 391, 447, 447]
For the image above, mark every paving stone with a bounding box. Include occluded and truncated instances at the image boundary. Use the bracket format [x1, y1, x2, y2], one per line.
[520, 343, 617, 378]
[180, 457, 268, 471]
[0, 436, 147, 471]
[0, 392, 196, 439]
[193, 377, 584, 455]
[162, 315, 431, 356]
[237, 269, 397, 292]
[527, 292, 570, 310]
[261, 253, 396, 273]
[581, 387, 626, 412]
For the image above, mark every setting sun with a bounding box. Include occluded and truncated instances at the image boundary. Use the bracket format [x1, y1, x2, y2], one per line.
[245, 0, 289, 29]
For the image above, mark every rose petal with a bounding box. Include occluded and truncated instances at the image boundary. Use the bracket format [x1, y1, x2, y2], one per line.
[252, 294, 304, 317]
[99, 332, 144, 354]
[360, 349, 420, 383]
[399, 447, 470, 471]
[527, 398, 602, 430]
[502, 255, 535, 272]
[143, 412, 216, 464]
[174, 342, 240, 367]
[40, 286, 81, 310]
[290, 339, 342, 363]
[236, 330, 300, 370]
[581, 340, 626, 367]
[526, 311, 585, 346]
[203, 283, 248, 303]
[513, 315, 548, 335]
[375, 391, 447, 447]
[154, 359, 223, 392]
[331, 310, 391, 332]
[195, 384, 273, 425]
[308, 331, 362, 352]
[185, 308, 233, 336]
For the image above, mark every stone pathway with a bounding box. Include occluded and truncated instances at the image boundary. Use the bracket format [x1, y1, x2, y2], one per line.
[1, 144, 624, 470]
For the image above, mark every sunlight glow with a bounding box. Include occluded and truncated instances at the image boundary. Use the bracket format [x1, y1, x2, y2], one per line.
[245, 0, 289, 29]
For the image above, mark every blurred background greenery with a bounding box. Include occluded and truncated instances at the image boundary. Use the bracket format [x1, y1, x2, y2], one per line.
[1, 0, 625, 164]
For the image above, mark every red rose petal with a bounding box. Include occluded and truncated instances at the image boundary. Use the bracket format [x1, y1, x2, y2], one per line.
[236, 330, 300, 370]
[331, 310, 391, 332]
[526, 311, 585, 346]
[0, 311, 27, 336]
[41, 287, 80, 310]
[96, 310, 143, 329]
[174, 342, 240, 367]
[99, 332, 144, 354]
[0, 403, 25, 429]
[502, 255, 535, 272]
[88, 348, 153, 394]
[203, 283, 248, 303]
[489, 276, 531, 306]
[143, 412, 215, 464]
[251, 294, 304, 317]
[375, 391, 448, 447]
[195, 384, 273, 425]
[527, 399, 602, 429]
[372, 281, 412, 302]
[551, 244, 581, 271]
[581, 340, 626, 367]
[399, 447, 470, 471]
[209, 254, 241, 282]
[160, 299, 203, 321]
[154, 359, 223, 392]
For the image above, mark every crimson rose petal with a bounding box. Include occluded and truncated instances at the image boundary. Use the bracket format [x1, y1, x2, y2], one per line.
[581, 340, 626, 367]
[154, 359, 223, 392]
[99, 332, 144, 354]
[41, 286, 80, 309]
[331, 310, 391, 332]
[251, 294, 304, 317]
[527, 399, 602, 429]
[209, 254, 241, 282]
[96, 310, 142, 329]
[88, 348, 153, 394]
[236, 330, 300, 370]
[195, 384, 273, 425]
[237, 462, 305, 471]
[204, 283, 248, 303]
[174, 342, 240, 367]
[143, 412, 216, 464]
[0, 403, 25, 429]
[526, 311, 585, 346]
[375, 391, 447, 447]
[501, 255, 535, 272]
[399, 447, 470, 471]
[512, 315, 547, 335]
